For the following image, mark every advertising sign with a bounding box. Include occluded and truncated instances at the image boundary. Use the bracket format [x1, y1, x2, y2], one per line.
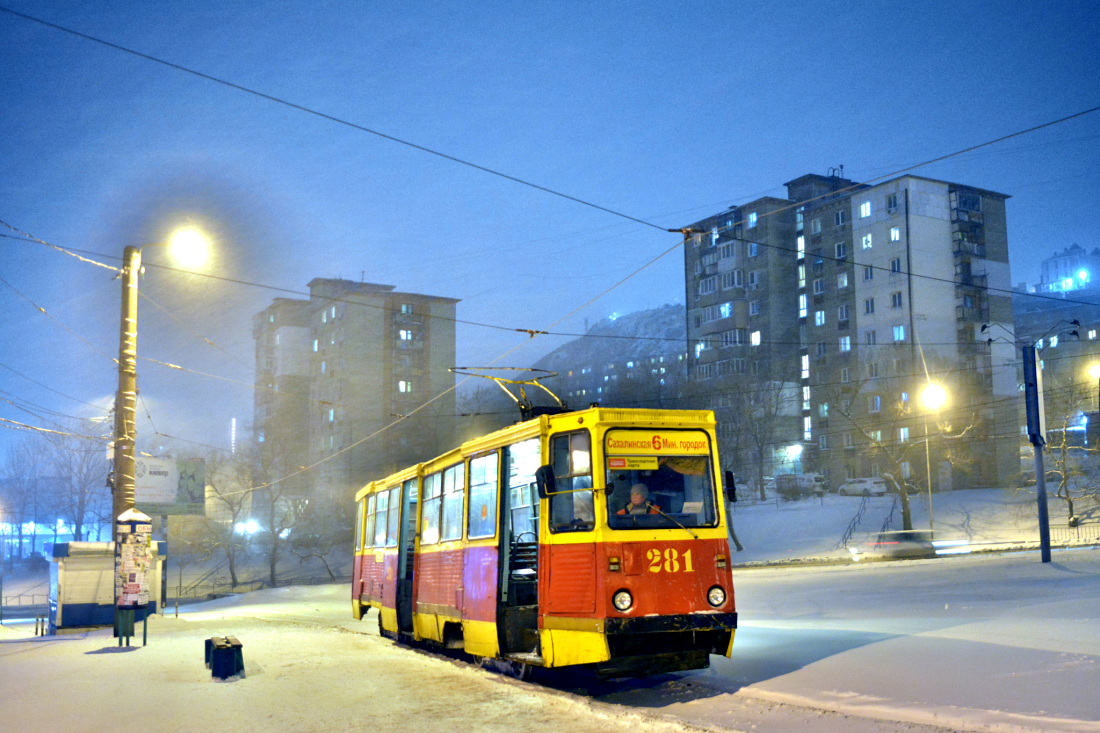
[115, 509, 153, 609]
[135, 457, 205, 515]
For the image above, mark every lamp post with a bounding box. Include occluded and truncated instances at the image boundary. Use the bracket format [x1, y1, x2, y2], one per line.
[111, 228, 209, 523]
[920, 383, 948, 532]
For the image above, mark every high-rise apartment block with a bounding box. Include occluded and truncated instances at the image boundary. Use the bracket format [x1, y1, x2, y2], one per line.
[253, 279, 458, 505]
[684, 173, 1017, 490]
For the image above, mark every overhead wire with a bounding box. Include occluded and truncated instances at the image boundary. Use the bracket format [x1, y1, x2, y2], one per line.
[2, 4, 1099, 487]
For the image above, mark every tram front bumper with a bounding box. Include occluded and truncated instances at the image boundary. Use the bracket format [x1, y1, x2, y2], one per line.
[601, 612, 737, 668]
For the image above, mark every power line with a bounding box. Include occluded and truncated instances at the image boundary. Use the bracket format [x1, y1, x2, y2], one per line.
[0, 6, 666, 235]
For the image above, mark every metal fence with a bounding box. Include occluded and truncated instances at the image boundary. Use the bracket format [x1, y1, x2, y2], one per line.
[1, 574, 353, 621]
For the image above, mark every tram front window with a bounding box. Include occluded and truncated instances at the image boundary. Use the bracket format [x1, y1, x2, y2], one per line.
[605, 454, 718, 530]
[548, 431, 595, 533]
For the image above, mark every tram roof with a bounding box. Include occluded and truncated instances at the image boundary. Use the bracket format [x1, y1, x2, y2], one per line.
[354, 406, 716, 501]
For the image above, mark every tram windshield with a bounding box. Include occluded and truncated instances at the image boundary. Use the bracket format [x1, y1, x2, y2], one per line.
[604, 429, 718, 530]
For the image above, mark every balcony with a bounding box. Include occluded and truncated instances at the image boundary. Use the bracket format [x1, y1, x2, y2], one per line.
[953, 240, 987, 259]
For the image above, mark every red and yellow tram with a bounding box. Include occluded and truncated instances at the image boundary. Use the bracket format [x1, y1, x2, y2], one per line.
[352, 407, 736, 677]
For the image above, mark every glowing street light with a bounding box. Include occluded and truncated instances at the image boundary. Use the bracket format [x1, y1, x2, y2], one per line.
[920, 383, 948, 532]
[111, 227, 211, 524]
[1089, 363, 1100, 416]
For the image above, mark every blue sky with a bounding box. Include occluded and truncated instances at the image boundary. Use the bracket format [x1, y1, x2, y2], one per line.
[1, 0, 1098, 455]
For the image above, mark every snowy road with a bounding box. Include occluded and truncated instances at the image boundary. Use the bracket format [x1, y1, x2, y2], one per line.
[1, 548, 1097, 733]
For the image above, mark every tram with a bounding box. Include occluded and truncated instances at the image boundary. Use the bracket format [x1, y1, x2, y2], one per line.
[352, 405, 736, 678]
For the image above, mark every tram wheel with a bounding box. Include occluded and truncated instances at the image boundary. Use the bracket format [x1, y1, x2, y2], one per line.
[508, 661, 532, 681]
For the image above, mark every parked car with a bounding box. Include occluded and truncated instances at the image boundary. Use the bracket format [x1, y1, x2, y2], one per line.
[775, 473, 827, 499]
[836, 477, 887, 496]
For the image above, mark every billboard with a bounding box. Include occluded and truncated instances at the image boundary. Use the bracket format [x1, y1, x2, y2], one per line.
[135, 457, 205, 515]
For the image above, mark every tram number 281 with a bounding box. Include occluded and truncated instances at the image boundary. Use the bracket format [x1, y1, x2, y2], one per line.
[647, 548, 694, 573]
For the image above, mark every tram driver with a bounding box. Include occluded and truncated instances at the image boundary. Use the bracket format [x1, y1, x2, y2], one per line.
[617, 483, 660, 515]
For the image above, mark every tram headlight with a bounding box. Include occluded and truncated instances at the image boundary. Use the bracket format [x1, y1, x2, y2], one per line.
[612, 589, 633, 612]
[707, 585, 727, 608]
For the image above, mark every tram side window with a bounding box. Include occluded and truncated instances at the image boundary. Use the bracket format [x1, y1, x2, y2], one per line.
[468, 452, 499, 539]
[355, 499, 365, 551]
[373, 490, 389, 547]
[386, 486, 401, 547]
[364, 494, 377, 548]
[421, 472, 442, 545]
[441, 463, 466, 541]
[549, 430, 594, 532]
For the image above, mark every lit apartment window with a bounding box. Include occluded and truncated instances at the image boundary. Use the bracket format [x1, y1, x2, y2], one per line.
[313, 339, 319, 352]
[801, 354, 810, 379]
[898, 427, 909, 443]
[398, 380, 413, 393]
[811, 218, 821, 234]
[803, 416, 812, 441]
[750, 331, 761, 346]
[838, 272, 849, 288]
[839, 336, 851, 352]
[1090, 330, 1097, 340]
[399, 329, 413, 340]
[815, 310, 826, 326]
[890, 226, 900, 242]
[748, 211, 758, 228]
[797, 235, 805, 259]
[893, 325, 906, 342]
[799, 294, 808, 318]
[320, 360, 326, 374]
[798, 264, 806, 288]
[862, 233, 873, 249]
[328, 408, 335, 422]
[859, 201, 872, 218]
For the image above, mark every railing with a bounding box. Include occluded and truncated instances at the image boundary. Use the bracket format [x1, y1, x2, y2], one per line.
[837, 493, 870, 549]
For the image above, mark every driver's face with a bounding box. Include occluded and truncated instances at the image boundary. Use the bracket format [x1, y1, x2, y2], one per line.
[630, 493, 645, 505]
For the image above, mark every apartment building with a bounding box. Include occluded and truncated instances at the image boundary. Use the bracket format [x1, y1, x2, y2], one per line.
[253, 279, 458, 504]
[684, 173, 1017, 490]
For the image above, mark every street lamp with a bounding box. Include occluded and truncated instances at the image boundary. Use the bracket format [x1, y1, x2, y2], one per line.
[920, 383, 948, 532]
[111, 227, 210, 524]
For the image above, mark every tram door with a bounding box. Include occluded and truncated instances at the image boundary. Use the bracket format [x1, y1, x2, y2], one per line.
[498, 438, 541, 656]
[396, 477, 418, 633]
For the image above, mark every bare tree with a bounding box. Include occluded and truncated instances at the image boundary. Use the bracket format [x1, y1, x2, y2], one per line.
[1, 439, 49, 559]
[197, 450, 254, 587]
[1040, 374, 1100, 525]
[291, 498, 353, 582]
[702, 376, 797, 501]
[46, 422, 109, 542]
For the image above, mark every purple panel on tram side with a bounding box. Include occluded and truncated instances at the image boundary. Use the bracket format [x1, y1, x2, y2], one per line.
[462, 545, 499, 621]
[381, 552, 400, 608]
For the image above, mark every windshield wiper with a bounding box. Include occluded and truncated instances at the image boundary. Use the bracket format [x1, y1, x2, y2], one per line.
[646, 502, 698, 539]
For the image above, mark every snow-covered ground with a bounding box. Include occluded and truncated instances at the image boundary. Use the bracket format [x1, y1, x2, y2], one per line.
[1, 488, 1097, 732]
[729, 487, 1093, 564]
